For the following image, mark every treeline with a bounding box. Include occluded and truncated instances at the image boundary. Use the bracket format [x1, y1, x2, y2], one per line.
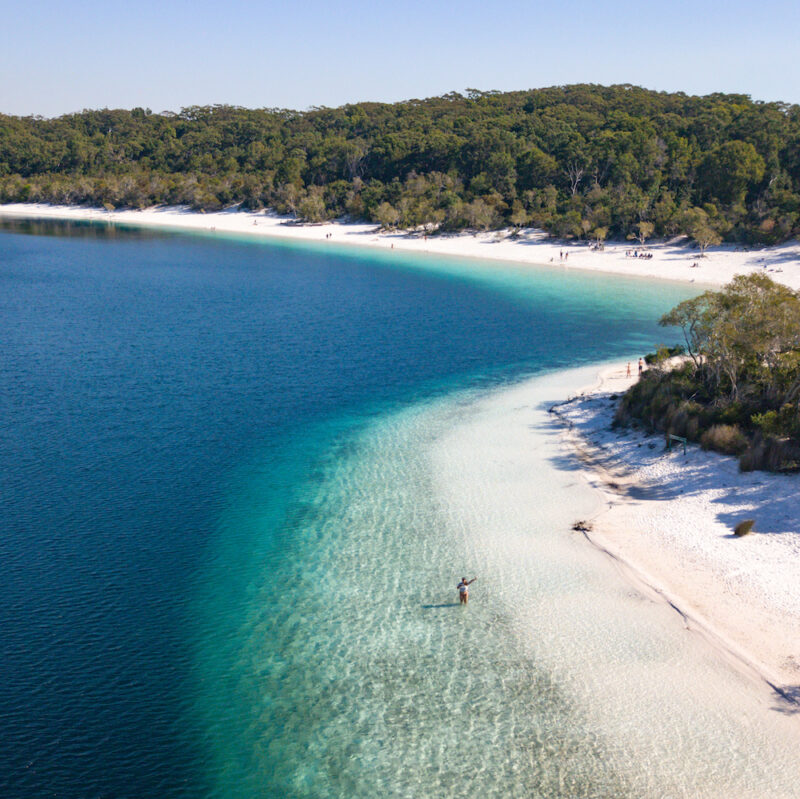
[1, 85, 800, 243]
[616, 274, 800, 472]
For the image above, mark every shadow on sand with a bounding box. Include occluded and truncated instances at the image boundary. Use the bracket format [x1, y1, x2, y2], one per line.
[542, 394, 800, 537]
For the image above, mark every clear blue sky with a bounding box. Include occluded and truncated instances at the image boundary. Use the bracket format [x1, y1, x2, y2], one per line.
[4, 0, 799, 116]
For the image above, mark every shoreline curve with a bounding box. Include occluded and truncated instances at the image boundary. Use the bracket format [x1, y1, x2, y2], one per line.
[550, 364, 800, 708]
[1, 202, 799, 290]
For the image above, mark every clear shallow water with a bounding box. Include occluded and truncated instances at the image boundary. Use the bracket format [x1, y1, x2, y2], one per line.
[2, 219, 797, 798]
[195, 371, 800, 799]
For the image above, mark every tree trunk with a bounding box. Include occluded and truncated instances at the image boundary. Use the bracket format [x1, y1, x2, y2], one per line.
[565, 163, 584, 196]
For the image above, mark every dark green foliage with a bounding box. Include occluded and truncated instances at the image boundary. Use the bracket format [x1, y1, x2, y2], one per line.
[1, 85, 800, 241]
[644, 345, 685, 365]
[733, 519, 755, 536]
[617, 275, 800, 471]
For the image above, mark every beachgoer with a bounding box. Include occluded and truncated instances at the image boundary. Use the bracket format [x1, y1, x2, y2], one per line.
[626, 362, 631, 377]
[638, 358, 644, 376]
[457, 577, 477, 605]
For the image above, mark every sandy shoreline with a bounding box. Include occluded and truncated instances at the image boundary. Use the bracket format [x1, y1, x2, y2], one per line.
[1, 202, 799, 290]
[553, 365, 800, 703]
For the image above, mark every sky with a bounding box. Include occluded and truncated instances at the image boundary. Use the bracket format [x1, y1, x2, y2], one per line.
[3, 0, 799, 117]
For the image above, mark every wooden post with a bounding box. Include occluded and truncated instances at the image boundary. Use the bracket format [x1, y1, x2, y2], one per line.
[667, 434, 687, 455]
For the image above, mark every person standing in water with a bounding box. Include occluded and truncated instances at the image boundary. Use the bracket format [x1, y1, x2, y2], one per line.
[457, 577, 477, 604]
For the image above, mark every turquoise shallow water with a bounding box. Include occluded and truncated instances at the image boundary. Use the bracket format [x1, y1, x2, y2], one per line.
[194, 369, 800, 799]
[3, 218, 797, 798]
[193, 377, 617, 798]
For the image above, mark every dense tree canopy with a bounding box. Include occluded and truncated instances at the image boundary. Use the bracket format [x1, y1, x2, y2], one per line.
[2, 85, 799, 243]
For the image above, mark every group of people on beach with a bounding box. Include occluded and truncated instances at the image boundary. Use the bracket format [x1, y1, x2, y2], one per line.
[625, 249, 653, 259]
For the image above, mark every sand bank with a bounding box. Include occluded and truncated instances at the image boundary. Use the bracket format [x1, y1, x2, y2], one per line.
[1, 203, 799, 290]
[552, 364, 800, 702]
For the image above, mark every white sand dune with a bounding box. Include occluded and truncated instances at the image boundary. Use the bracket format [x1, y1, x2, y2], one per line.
[1, 202, 799, 290]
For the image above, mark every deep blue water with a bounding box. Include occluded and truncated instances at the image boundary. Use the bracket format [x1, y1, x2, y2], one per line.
[0, 219, 694, 797]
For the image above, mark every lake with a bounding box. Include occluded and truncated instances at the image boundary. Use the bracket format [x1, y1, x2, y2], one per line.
[2, 219, 798, 798]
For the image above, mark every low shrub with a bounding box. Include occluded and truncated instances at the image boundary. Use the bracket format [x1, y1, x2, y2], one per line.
[700, 424, 748, 456]
[740, 433, 800, 472]
[644, 345, 685, 365]
[733, 519, 755, 536]
[751, 404, 800, 439]
[618, 277, 800, 473]
[614, 359, 800, 472]
[717, 402, 752, 427]
[665, 400, 703, 441]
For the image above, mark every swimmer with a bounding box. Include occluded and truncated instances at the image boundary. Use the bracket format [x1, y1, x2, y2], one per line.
[457, 577, 477, 605]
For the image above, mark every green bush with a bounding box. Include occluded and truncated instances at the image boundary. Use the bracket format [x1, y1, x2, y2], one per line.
[751, 410, 780, 435]
[717, 402, 751, 426]
[751, 404, 800, 438]
[665, 400, 703, 440]
[644, 345, 685, 365]
[618, 276, 800, 472]
[700, 424, 748, 455]
[740, 433, 800, 472]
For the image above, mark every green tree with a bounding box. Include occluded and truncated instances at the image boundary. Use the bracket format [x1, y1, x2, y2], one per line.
[697, 140, 765, 205]
[509, 200, 528, 229]
[465, 198, 497, 231]
[0, 87, 797, 241]
[298, 188, 327, 222]
[635, 220, 654, 245]
[374, 201, 400, 229]
[683, 207, 722, 254]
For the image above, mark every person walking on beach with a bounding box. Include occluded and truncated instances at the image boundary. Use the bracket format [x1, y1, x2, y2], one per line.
[457, 577, 477, 605]
[638, 358, 644, 376]
[626, 362, 631, 378]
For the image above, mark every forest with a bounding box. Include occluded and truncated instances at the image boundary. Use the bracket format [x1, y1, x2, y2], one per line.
[616, 274, 800, 472]
[1, 84, 799, 244]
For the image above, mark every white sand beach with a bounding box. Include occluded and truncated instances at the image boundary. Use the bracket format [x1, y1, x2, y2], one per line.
[1, 202, 799, 290]
[553, 364, 800, 701]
